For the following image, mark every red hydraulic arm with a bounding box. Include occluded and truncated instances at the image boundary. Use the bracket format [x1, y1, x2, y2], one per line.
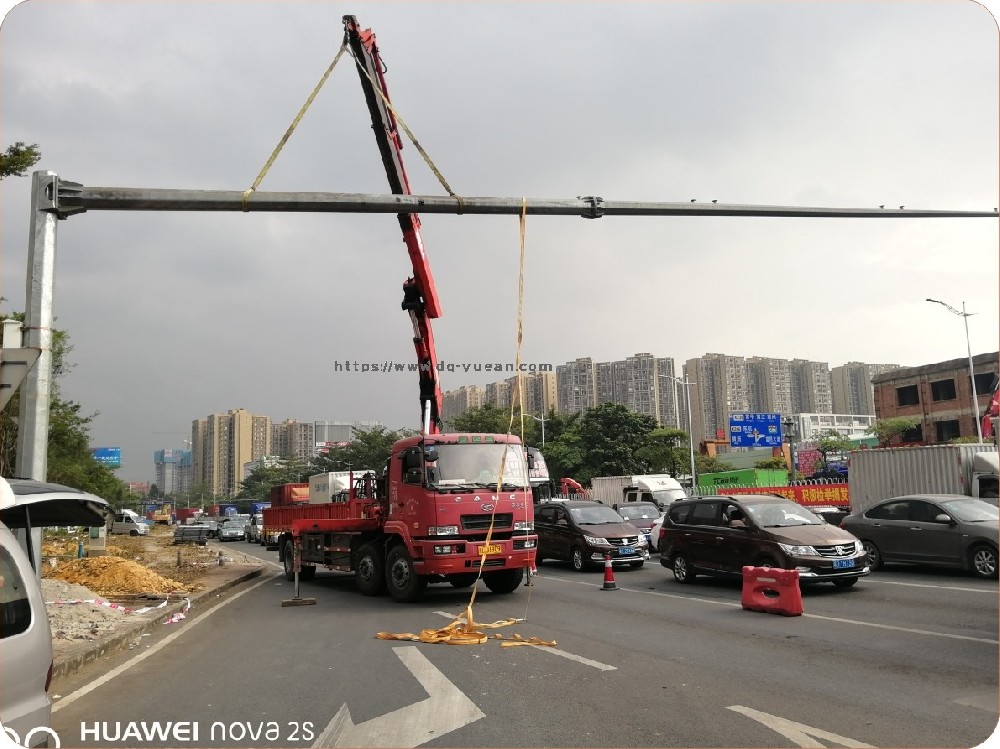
[343, 15, 443, 433]
[982, 376, 999, 441]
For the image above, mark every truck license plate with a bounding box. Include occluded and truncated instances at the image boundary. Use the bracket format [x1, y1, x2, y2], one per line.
[479, 544, 502, 556]
[618, 547, 634, 555]
[833, 558, 855, 569]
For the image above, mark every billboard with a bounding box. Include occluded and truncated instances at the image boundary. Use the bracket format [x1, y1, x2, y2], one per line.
[729, 413, 782, 448]
[92, 447, 122, 468]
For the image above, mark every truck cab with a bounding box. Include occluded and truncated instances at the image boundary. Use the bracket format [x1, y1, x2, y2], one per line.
[972, 452, 999, 499]
[623, 475, 688, 509]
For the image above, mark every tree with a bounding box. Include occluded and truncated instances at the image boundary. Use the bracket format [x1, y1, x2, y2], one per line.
[635, 427, 690, 477]
[574, 403, 658, 483]
[238, 458, 310, 502]
[814, 430, 856, 470]
[867, 417, 922, 447]
[310, 424, 416, 476]
[0, 142, 41, 178]
[695, 454, 736, 474]
[0, 312, 127, 503]
[448, 404, 540, 444]
[754, 457, 790, 470]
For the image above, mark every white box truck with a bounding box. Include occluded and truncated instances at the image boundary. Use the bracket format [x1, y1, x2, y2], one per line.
[847, 444, 999, 514]
[589, 474, 687, 510]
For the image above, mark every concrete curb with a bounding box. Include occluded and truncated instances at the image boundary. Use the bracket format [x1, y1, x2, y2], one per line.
[51, 565, 265, 682]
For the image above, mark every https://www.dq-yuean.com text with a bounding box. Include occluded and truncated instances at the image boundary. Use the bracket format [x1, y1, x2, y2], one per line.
[333, 360, 554, 374]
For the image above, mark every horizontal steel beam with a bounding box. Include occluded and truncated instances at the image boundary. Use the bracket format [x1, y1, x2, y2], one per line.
[50, 180, 998, 219]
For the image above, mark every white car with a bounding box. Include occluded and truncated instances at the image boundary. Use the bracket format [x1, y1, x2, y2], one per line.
[247, 513, 265, 543]
[648, 515, 666, 554]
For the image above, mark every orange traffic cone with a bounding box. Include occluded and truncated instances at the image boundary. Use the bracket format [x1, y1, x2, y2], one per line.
[600, 552, 619, 591]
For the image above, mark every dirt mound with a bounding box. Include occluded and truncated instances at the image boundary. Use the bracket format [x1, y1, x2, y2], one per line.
[43, 556, 190, 596]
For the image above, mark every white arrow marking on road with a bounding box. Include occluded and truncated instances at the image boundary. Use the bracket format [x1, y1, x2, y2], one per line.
[727, 706, 875, 748]
[312, 646, 484, 748]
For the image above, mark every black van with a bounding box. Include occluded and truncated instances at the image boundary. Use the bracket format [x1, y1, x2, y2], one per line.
[535, 500, 649, 570]
[658, 494, 869, 587]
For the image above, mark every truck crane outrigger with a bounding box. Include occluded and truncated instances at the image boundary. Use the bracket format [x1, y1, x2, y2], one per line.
[263, 16, 537, 602]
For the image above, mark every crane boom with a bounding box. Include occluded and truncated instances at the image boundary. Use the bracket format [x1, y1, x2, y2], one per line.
[343, 15, 444, 434]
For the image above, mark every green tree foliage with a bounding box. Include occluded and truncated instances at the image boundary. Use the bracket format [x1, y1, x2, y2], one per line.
[867, 417, 922, 447]
[695, 453, 736, 474]
[0, 142, 41, 178]
[0, 312, 127, 502]
[573, 403, 658, 482]
[310, 424, 417, 476]
[635, 427, 690, 477]
[754, 457, 790, 470]
[447, 404, 541, 444]
[814, 430, 856, 470]
[238, 458, 310, 501]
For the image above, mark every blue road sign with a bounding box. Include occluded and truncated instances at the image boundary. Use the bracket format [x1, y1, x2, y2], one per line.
[91, 447, 122, 468]
[729, 413, 783, 448]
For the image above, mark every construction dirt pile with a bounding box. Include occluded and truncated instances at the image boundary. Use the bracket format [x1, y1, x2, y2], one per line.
[42, 579, 147, 648]
[43, 556, 190, 596]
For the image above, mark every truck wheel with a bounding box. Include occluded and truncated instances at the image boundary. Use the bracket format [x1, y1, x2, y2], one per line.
[356, 544, 387, 596]
[386, 546, 427, 603]
[483, 568, 523, 594]
[448, 573, 478, 589]
[970, 544, 999, 579]
[282, 539, 296, 581]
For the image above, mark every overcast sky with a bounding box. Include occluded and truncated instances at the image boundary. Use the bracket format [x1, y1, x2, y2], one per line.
[1, 1, 998, 483]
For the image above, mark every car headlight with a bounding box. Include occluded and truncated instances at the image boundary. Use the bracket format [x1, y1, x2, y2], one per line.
[514, 521, 534, 531]
[778, 542, 819, 556]
[854, 540, 864, 554]
[429, 525, 459, 536]
[586, 536, 612, 547]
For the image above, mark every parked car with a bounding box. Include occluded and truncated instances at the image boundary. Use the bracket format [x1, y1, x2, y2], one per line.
[840, 494, 999, 579]
[658, 494, 869, 587]
[807, 505, 851, 527]
[247, 513, 265, 544]
[613, 501, 661, 548]
[534, 500, 648, 570]
[217, 518, 246, 542]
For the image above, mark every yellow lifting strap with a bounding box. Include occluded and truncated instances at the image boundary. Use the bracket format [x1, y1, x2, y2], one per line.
[241, 42, 350, 211]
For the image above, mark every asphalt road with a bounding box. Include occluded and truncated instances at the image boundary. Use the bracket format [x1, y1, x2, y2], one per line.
[50, 542, 999, 748]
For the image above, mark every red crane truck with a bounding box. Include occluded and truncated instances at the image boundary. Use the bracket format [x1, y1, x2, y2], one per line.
[264, 16, 537, 602]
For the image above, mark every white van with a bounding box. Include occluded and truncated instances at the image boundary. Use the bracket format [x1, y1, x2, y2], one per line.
[108, 509, 149, 536]
[0, 477, 55, 747]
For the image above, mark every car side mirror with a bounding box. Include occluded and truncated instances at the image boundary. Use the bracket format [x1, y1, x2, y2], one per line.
[729, 519, 747, 529]
[933, 513, 954, 524]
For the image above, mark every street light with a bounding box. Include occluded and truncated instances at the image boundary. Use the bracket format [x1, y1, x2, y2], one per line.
[782, 417, 798, 481]
[659, 374, 696, 490]
[926, 298, 984, 442]
[527, 413, 545, 447]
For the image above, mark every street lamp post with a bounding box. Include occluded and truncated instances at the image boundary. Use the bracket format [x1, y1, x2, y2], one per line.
[926, 298, 984, 442]
[659, 374, 696, 491]
[782, 417, 797, 481]
[528, 414, 545, 447]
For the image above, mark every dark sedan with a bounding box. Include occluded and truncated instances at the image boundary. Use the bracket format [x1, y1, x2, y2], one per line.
[840, 494, 999, 579]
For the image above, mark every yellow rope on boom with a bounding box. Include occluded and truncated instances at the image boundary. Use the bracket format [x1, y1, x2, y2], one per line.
[241, 42, 349, 212]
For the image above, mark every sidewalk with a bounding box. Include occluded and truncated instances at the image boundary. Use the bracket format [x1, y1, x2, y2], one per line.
[50, 558, 269, 682]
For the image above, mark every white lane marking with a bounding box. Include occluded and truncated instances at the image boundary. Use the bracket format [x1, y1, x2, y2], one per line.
[431, 611, 616, 671]
[541, 574, 1000, 644]
[861, 578, 996, 594]
[954, 693, 1000, 712]
[312, 646, 483, 748]
[727, 705, 876, 748]
[52, 573, 282, 712]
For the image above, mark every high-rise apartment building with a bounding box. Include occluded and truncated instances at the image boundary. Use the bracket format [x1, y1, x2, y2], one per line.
[790, 359, 833, 414]
[655, 357, 682, 429]
[153, 448, 191, 497]
[314, 420, 382, 452]
[191, 409, 272, 498]
[746, 357, 793, 415]
[484, 380, 512, 409]
[624, 353, 660, 422]
[685, 354, 751, 447]
[271, 419, 316, 461]
[557, 358, 597, 415]
[596, 360, 627, 407]
[831, 362, 901, 415]
[441, 385, 484, 423]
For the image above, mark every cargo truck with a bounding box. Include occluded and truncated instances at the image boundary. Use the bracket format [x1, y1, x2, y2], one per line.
[847, 443, 999, 514]
[589, 474, 687, 509]
[261, 16, 537, 603]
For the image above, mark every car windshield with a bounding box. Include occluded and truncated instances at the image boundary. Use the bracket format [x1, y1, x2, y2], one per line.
[938, 498, 1000, 522]
[222, 520, 242, 528]
[744, 501, 824, 527]
[431, 443, 530, 488]
[570, 505, 627, 525]
[617, 503, 659, 520]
